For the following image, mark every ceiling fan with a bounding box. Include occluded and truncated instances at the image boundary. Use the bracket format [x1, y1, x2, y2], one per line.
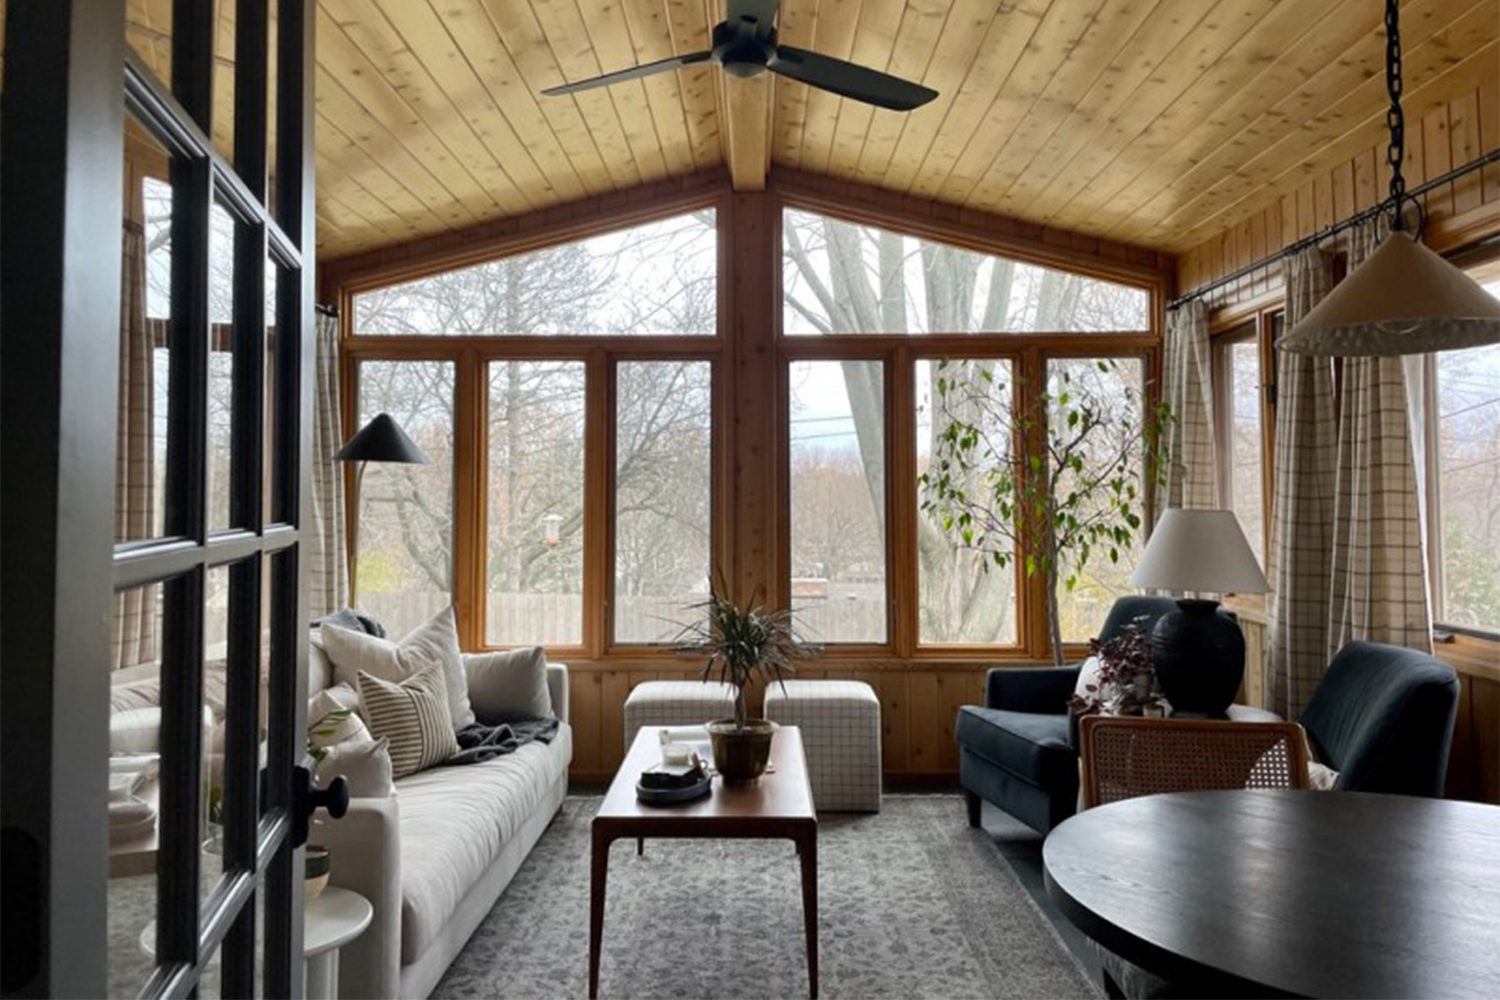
[542, 0, 938, 112]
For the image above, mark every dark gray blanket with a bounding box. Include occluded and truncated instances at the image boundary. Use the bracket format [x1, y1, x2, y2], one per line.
[445, 714, 560, 766]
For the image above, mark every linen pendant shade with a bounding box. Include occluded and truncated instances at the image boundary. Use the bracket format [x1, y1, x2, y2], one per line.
[1276, 231, 1500, 356]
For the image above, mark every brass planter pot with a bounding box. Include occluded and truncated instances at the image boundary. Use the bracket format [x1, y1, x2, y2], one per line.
[706, 718, 776, 784]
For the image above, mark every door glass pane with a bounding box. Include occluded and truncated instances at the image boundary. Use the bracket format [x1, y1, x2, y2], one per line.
[212, 0, 237, 165]
[789, 360, 887, 643]
[486, 361, 586, 646]
[1435, 269, 1500, 630]
[119, 118, 176, 543]
[916, 358, 1018, 645]
[208, 200, 237, 531]
[356, 360, 455, 638]
[1227, 340, 1265, 565]
[107, 583, 165, 999]
[203, 566, 231, 900]
[615, 361, 713, 644]
[126, 0, 174, 93]
[264, 261, 281, 524]
[782, 207, 1149, 334]
[352, 210, 717, 336]
[1048, 358, 1148, 643]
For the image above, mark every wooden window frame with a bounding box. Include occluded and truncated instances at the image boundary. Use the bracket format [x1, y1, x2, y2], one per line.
[335, 186, 1170, 667]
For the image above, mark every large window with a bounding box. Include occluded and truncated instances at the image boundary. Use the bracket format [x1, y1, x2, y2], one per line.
[782, 208, 1155, 653]
[1049, 357, 1148, 643]
[1213, 323, 1267, 565]
[354, 211, 717, 337]
[355, 360, 455, 639]
[487, 361, 585, 646]
[615, 361, 714, 643]
[789, 360, 888, 644]
[782, 208, 1148, 334]
[1431, 263, 1500, 632]
[916, 358, 1018, 644]
[342, 202, 1160, 658]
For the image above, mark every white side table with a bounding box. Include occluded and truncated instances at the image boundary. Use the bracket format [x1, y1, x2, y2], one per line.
[136, 886, 371, 1000]
[304, 887, 373, 1000]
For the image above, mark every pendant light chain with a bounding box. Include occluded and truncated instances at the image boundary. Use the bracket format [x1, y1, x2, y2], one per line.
[1384, 0, 1407, 229]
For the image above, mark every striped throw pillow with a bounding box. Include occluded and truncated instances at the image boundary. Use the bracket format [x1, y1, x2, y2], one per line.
[356, 662, 458, 778]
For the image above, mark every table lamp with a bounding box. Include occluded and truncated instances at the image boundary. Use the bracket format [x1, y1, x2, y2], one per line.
[337, 413, 428, 597]
[1129, 509, 1269, 717]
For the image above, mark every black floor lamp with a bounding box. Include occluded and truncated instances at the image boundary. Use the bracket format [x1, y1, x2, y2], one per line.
[337, 413, 429, 602]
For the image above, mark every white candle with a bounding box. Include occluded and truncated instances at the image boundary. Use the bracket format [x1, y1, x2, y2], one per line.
[661, 743, 692, 767]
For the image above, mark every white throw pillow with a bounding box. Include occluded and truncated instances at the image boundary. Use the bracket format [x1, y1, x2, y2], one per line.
[464, 646, 553, 720]
[321, 606, 474, 729]
[308, 685, 369, 750]
[317, 736, 395, 798]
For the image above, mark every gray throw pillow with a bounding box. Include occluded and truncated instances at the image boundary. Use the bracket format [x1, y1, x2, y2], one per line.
[317, 736, 394, 798]
[464, 646, 552, 720]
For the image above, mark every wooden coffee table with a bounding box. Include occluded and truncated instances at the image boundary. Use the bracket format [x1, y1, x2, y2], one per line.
[590, 725, 819, 999]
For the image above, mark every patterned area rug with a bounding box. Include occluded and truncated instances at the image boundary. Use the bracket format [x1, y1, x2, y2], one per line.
[436, 795, 1098, 999]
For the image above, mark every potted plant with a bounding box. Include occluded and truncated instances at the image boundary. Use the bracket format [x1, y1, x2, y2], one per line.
[674, 580, 818, 783]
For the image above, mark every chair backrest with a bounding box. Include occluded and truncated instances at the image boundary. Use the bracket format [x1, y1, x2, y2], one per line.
[1299, 641, 1459, 798]
[1079, 715, 1310, 809]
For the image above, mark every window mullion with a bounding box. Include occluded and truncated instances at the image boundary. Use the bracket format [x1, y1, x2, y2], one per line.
[453, 348, 484, 650]
[890, 349, 917, 659]
[583, 350, 611, 658]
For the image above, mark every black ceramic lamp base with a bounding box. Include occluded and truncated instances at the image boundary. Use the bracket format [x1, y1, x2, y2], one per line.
[1150, 599, 1245, 718]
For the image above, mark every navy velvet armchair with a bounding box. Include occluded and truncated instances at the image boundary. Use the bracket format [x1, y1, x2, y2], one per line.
[956, 596, 1185, 834]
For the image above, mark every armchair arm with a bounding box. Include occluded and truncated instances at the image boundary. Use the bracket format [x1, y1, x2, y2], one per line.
[546, 663, 569, 724]
[317, 796, 401, 1000]
[984, 665, 1081, 714]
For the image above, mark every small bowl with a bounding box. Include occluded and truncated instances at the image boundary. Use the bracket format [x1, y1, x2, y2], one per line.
[304, 845, 330, 899]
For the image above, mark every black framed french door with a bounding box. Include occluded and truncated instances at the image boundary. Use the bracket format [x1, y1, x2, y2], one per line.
[1, 1, 317, 997]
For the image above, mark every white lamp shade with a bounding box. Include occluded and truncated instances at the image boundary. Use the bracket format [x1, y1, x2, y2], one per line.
[1276, 231, 1500, 356]
[1130, 509, 1268, 595]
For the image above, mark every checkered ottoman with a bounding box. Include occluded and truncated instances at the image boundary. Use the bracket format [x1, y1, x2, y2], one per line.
[764, 680, 882, 812]
[622, 680, 738, 750]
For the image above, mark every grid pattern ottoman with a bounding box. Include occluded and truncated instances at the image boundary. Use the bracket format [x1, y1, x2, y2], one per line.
[622, 680, 738, 750]
[764, 680, 882, 812]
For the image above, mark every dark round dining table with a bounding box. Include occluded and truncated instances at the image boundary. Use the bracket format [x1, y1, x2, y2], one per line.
[1043, 789, 1500, 998]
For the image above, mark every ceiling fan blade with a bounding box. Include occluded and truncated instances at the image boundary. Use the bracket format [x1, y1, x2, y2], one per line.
[726, 0, 779, 31]
[543, 50, 712, 97]
[769, 46, 937, 111]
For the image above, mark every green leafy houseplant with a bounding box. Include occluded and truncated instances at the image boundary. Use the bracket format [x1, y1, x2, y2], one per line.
[673, 579, 819, 781]
[919, 358, 1171, 666]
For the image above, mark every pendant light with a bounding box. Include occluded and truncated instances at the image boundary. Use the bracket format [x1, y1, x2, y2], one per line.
[1276, 0, 1500, 357]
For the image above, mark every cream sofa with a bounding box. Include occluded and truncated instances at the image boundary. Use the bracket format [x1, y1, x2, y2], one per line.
[309, 643, 572, 999]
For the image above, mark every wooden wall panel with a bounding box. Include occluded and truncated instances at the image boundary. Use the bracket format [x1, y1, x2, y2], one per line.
[1176, 81, 1500, 307]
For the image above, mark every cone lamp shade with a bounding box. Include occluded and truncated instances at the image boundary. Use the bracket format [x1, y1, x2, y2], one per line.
[336, 413, 428, 465]
[1130, 509, 1268, 595]
[1276, 231, 1500, 357]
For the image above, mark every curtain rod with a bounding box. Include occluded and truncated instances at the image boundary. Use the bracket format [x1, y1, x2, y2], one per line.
[1167, 148, 1500, 311]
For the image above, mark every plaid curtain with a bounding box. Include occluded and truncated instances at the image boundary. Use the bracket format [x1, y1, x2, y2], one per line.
[1328, 220, 1433, 656]
[113, 221, 162, 669]
[1267, 247, 1337, 719]
[1157, 298, 1217, 515]
[308, 310, 347, 619]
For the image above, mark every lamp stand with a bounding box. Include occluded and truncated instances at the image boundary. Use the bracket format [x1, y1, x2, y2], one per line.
[345, 460, 367, 608]
[1151, 599, 1246, 718]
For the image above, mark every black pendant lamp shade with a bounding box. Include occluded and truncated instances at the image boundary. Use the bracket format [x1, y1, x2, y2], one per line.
[336, 413, 429, 465]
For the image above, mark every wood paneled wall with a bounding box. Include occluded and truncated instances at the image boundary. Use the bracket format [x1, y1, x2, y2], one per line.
[1176, 79, 1500, 311]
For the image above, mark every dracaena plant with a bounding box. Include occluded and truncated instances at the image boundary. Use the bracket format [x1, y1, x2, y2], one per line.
[673, 577, 820, 730]
[919, 358, 1171, 666]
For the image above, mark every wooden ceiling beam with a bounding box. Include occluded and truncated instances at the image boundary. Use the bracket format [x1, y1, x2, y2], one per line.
[718, 74, 773, 191]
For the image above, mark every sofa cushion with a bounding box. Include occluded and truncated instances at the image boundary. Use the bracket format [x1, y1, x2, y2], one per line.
[324, 606, 475, 730]
[357, 664, 460, 779]
[393, 723, 572, 964]
[955, 706, 1075, 789]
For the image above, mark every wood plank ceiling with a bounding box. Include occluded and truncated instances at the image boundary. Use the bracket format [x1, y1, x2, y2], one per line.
[121, 1, 1500, 262]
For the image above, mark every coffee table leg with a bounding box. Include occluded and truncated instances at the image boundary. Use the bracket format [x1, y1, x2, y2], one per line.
[798, 833, 818, 999]
[590, 828, 610, 999]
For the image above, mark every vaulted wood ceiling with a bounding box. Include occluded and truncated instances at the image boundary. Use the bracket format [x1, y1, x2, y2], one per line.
[123, 1, 1500, 262]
